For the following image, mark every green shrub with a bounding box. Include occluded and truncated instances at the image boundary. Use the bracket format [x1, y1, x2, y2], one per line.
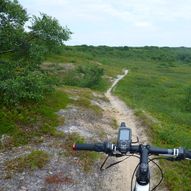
[0, 0, 71, 107]
[77, 65, 104, 87]
[62, 65, 104, 89]
[0, 70, 54, 105]
[0, 89, 69, 146]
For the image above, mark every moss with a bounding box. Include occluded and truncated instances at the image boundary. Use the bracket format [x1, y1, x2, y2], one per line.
[0, 89, 69, 147]
[4, 150, 49, 178]
[111, 118, 118, 129]
[45, 173, 74, 185]
[74, 98, 102, 114]
[63, 133, 101, 172]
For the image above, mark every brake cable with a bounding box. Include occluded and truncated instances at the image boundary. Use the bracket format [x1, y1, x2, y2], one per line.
[100, 155, 132, 171]
[129, 156, 165, 191]
[130, 155, 141, 191]
[149, 158, 164, 191]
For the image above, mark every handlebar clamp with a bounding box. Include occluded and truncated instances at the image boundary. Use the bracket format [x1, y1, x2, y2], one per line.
[104, 142, 115, 155]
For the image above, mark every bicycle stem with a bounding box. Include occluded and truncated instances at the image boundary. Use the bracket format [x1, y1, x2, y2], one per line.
[136, 145, 150, 186]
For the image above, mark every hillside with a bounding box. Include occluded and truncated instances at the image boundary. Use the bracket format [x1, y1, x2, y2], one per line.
[1, 1, 191, 190]
[1, 45, 191, 190]
[47, 45, 191, 190]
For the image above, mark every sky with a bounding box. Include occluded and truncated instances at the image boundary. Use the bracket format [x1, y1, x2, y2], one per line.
[19, 0, 191, 47]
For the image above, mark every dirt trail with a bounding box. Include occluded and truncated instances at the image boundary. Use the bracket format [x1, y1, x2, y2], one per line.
[0, 69, 166, 191]
[102, 69, 148, 191]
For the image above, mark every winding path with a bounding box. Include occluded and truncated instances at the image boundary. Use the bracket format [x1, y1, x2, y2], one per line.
[103, 69, 148, 191]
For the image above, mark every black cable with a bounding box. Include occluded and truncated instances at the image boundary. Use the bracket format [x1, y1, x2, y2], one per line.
[130, 156, 164, 191]
[100, 154, 165, 190]
[129, 155, 141, 191]
[100, 155, 109, 171]
[131, 163, 140, 191]
[149, 157, 164, 191]
[100, 155, 133, 171]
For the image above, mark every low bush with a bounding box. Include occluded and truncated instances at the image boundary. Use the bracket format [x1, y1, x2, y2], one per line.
[0, 68, 54, 105]
[0, 89, 69, 146]
[61, 65, 104, 89]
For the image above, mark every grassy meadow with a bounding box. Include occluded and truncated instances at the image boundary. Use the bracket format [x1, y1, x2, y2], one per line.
[1, 45, 191, 190]
[47, 45, 191, 190]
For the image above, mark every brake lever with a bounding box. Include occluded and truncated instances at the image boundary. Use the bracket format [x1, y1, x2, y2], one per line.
[115, 154, 124, 157]
[108, 153, 123, 157]
[132, 136, 139, 144]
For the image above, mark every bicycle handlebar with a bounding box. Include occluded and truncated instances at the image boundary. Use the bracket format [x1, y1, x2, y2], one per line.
[73, 122, 191, 191]
[73, 142, 191, 160]
[73, 143, 105, 152]
[185, 150, 191, 159]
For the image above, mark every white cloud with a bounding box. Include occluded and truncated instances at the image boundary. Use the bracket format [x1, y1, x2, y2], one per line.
[134, 21, 152, 28]
[19, 0, 191, 46]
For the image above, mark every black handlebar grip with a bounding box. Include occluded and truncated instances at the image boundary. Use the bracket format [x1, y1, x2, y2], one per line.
[149, 147, 173, 155]
[185, 150, 191, 159]
[73, 143, 95, 151]
[73, 143, 105, 152]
